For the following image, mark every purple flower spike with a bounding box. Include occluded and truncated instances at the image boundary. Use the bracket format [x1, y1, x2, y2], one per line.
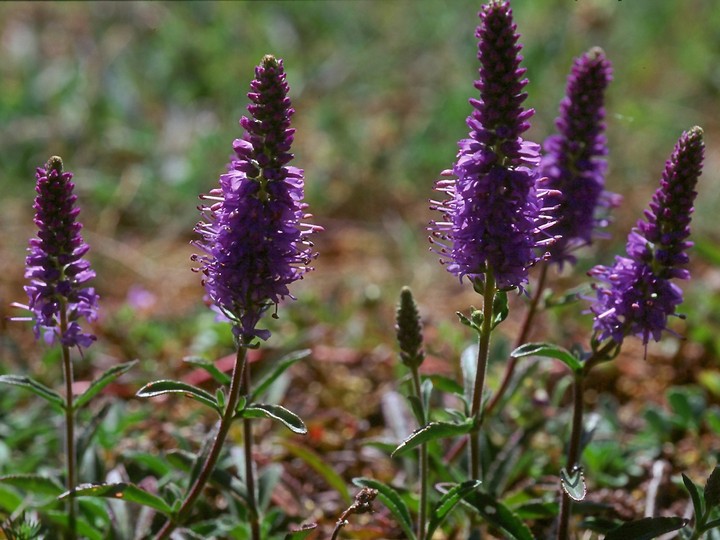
[542, 47, 619, 265]
[589, 127, 704, 349]
[430, 0, 550, 290]
[192, 55, 318, 342]
[22, 156, 98, 348]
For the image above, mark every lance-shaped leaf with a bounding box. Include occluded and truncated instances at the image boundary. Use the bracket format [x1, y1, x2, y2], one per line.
[511, 342, 582, 373]
[352, 477, 415, 540]
[166, 449, 247, 503]
[705, 466, 720, 509]
[282, 442, 351, 505]
[251, 349, 311, 401]
[74, 360, 138, 410]
[183, 356, 231, 385]
[560, 467, 587, 501]
[61, 483, 173, 516]
[0, 474, 64, 497]
[392, 419, 475, 457]
[136, 379, 221, 415]
[460, 489, 535, 540]
[604, 517, 688, 540]
[44, 511, 104, 540]
[239, 403, 307, 434]
[0, 375, 64, 410]
[683, 473, 704, 518]
[426, 480, 481, 538]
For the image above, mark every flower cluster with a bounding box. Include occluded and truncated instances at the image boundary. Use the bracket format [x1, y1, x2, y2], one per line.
[21, 156, 98, 348]
[541, 47, 619, 265]
[430, 0, 550, 290]
[589, 127, 704, 347]
[192, 55, 318, 342]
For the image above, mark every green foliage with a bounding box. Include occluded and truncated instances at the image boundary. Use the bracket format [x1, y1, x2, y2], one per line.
[136, 379, 222, 414]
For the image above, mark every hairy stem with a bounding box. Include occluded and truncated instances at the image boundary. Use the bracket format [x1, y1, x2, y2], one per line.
[486, 262, 548, 416]
[470, 271, 496, 481]
[410, 367, 428, 540]
[60, 308, 77, 540]
[242, 361, 260, 540]
[155, 346, 248, 540]
[557, 371, 585, 540]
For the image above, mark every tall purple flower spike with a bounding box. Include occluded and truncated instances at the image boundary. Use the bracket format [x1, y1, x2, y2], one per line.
[20, 156, 99, 348]
[192, 55, 319, 342]
[541, 47, 620, 266]
[589, 127, 704, 349]
[430, 0, 552, 290]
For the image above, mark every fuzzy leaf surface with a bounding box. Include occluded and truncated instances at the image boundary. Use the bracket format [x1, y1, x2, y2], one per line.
[461, 490, 535, 540]
[604, 517, 688, 540]
[240, 403, 307, 434]
[353, 477, 416, 540]
[392, 419, 475, 457]
[0, 375, 65, 410]
[511, 342, 582, 373]
[135, 379, 220, 414]
[74, 360, 138, 409]
[61, 482, 173, 516]
[426, 480, 481, 538]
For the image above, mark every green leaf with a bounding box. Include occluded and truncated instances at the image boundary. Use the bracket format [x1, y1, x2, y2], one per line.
[0, 484, 22, 512]
[560, 467, 587, 501]
[61, 482, 173, 516]
[604, 517, 689, 540]
[0, 375, 65, 410]
[511, 342, 582, 373]
[125, 451, 173, 477]
[251, 349, 310, 401]
[44, 511, 104, 540]
[281, 442, 351, 505]
[136, 379, 221, 414]
[705, 466, 720, 509]
[240, 403, 307, 434]
[183, 356, 231, 385]
[426, 374, 464, 398]
[407, 395, 426, 427]
[492, 290, 509, 328]
[189, 422, 221, 488]
[0, 474, 64, 497]
[166, 449, 247, 503]
[285, 523, 318, 539]
[426, 480, 481, 538]
[392, 419, 474, 457]
[460, 490, 535, 540]
[74, 360, 138, 410]
[353, 477, 416, 540]
[683, 473, 704, 518]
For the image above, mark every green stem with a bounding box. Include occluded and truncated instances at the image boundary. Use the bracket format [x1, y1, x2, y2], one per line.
[242, 359, 261, 540]
[59, 308, 77, 540]
[557, 370, 585, 540]
[470, 271, 496, 481]
[410, 367, 428, 540]
[485, 262, 548, 416]
[154, 346, 248, 540]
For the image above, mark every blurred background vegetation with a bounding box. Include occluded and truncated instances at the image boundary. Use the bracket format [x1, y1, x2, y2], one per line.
[0, 1, 719, 534]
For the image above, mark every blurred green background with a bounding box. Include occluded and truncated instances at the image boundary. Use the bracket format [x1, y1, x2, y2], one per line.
[1, 0, 719, 358]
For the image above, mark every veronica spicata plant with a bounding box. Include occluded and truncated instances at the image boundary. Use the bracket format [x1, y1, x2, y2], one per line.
[2, 157, 135, 539]
[548, 126, 705, 540]
[138, 55, 317, 540]
[486, 46, 616, 417]
[428, 0, 551, 484]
